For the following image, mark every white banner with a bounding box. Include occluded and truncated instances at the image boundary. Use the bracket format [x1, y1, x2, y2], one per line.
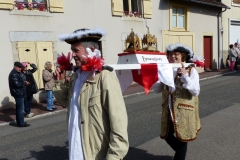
[135, 54, 169, 64]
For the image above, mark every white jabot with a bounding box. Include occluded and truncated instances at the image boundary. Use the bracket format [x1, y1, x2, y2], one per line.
[153, 67, 200, 120]
[157, 64, 175, 91]
[68, 69, 91, 160]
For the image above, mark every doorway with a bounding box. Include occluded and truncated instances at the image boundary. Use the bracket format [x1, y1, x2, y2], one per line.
[18, 41, 54, 89]
[203, 36, 212, 70]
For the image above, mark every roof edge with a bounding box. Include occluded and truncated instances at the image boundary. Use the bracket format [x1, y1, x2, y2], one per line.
[179, 0, 230, 9]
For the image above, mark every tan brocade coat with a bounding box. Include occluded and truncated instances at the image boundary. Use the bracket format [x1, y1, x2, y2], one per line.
[160, 76, 201, 142]
[53, 70, 129, 160]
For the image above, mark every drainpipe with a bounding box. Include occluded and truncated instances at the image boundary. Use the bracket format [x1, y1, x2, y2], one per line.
[217, 7, 227, 69]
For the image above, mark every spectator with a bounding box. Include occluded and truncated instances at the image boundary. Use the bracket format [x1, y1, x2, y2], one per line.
[229, 44, 237, 71]
[153, 43, 201, 160]
[234, 43, 240, 70]
[8, 61, 30, 127]
[21, 62, 38, 118]
[42, 61, 55, 111]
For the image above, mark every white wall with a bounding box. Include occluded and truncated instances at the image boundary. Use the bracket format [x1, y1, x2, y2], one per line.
[0, 0, 168, 109]
[222, 0, 240, 67]
[0, 0, 219, 109]
[189, 4, 220, 69]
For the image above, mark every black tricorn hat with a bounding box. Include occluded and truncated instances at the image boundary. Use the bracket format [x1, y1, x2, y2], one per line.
[59, 28, 106, 44]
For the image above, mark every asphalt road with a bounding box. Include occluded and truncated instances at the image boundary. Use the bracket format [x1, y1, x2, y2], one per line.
[1, 72, 240, 160]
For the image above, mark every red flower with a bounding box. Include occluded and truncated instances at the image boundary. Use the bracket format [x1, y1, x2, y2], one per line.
[28, 2, 33, 8]
[39, 4, 45, 11]
[57, 52, 73, 71]
[17, 3, 23, 10]
[195, 60, 205, 68]
[81, 56, 104, 71]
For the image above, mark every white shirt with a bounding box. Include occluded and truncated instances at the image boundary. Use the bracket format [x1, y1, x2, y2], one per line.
[153, 67, 200, 120]
[68, 69, 91, 160]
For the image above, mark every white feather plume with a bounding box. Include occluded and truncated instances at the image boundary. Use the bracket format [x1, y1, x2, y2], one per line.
[86, 48, 101, 58]
[189, 55, 205, 62]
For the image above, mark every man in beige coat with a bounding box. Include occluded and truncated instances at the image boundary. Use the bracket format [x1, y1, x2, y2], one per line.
[53, 28, 129, 160]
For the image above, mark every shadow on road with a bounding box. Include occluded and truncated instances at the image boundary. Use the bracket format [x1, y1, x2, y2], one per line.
[125, 147, 173, 160]
[27, 141, 69, 160]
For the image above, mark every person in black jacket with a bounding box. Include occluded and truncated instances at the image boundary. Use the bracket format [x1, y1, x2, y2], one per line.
[21, 62, 38, 118]
[8, 62, 30, 127]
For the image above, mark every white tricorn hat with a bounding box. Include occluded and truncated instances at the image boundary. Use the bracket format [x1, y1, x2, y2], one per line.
[166, 43, 194, 62]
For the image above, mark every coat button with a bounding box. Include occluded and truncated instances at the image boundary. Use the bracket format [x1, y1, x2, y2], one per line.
[81, 120, 85, 124]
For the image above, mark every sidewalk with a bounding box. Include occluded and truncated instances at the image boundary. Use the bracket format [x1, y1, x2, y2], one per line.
[0, 68, 237, 126]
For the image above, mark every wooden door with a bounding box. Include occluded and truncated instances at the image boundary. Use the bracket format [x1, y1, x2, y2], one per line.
[18, 42, 54, 89]
[18, 42, 40, 88]
[203, 36, 212, 70]
[36, 42, 54, 89]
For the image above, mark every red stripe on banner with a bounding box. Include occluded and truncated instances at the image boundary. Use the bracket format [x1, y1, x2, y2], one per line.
[132, 64, 158, 94]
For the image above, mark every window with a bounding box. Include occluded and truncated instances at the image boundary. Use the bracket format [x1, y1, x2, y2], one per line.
[172, 7, 185, 28]
[112, 0, 152, 18]
[15, 0, 47, 11]
[232, 0, 240, 6]
[170, 5, 188, 31]
[123, 0, 142, 17]
[0, 0, 64, 13]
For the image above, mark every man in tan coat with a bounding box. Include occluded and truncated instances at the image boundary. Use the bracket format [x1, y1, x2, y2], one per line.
[53, 28, 129, 160]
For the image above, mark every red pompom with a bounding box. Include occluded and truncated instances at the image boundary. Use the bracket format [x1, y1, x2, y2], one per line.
[57, 52, 73, 71]
[195, 60, 204, 68]
[81, 56, 104, 71]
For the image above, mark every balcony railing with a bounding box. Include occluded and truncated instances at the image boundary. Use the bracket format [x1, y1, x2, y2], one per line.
[14, 1, 47, 11]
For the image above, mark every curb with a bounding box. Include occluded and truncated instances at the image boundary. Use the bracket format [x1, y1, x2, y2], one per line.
[1, 70, 238, 127]
[199, 70, 237, 81]
[0, 109, 67, 127]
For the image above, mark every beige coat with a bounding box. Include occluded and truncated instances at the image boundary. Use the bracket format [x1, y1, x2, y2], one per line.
[53, 70, 129, 160]
[42, 69, 55, 90]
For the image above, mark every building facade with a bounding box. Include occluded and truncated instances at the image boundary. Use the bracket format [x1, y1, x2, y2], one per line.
[162, 0, 228, 71]
[222, 0, 240, 68]
[0, 0, 228, 109]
